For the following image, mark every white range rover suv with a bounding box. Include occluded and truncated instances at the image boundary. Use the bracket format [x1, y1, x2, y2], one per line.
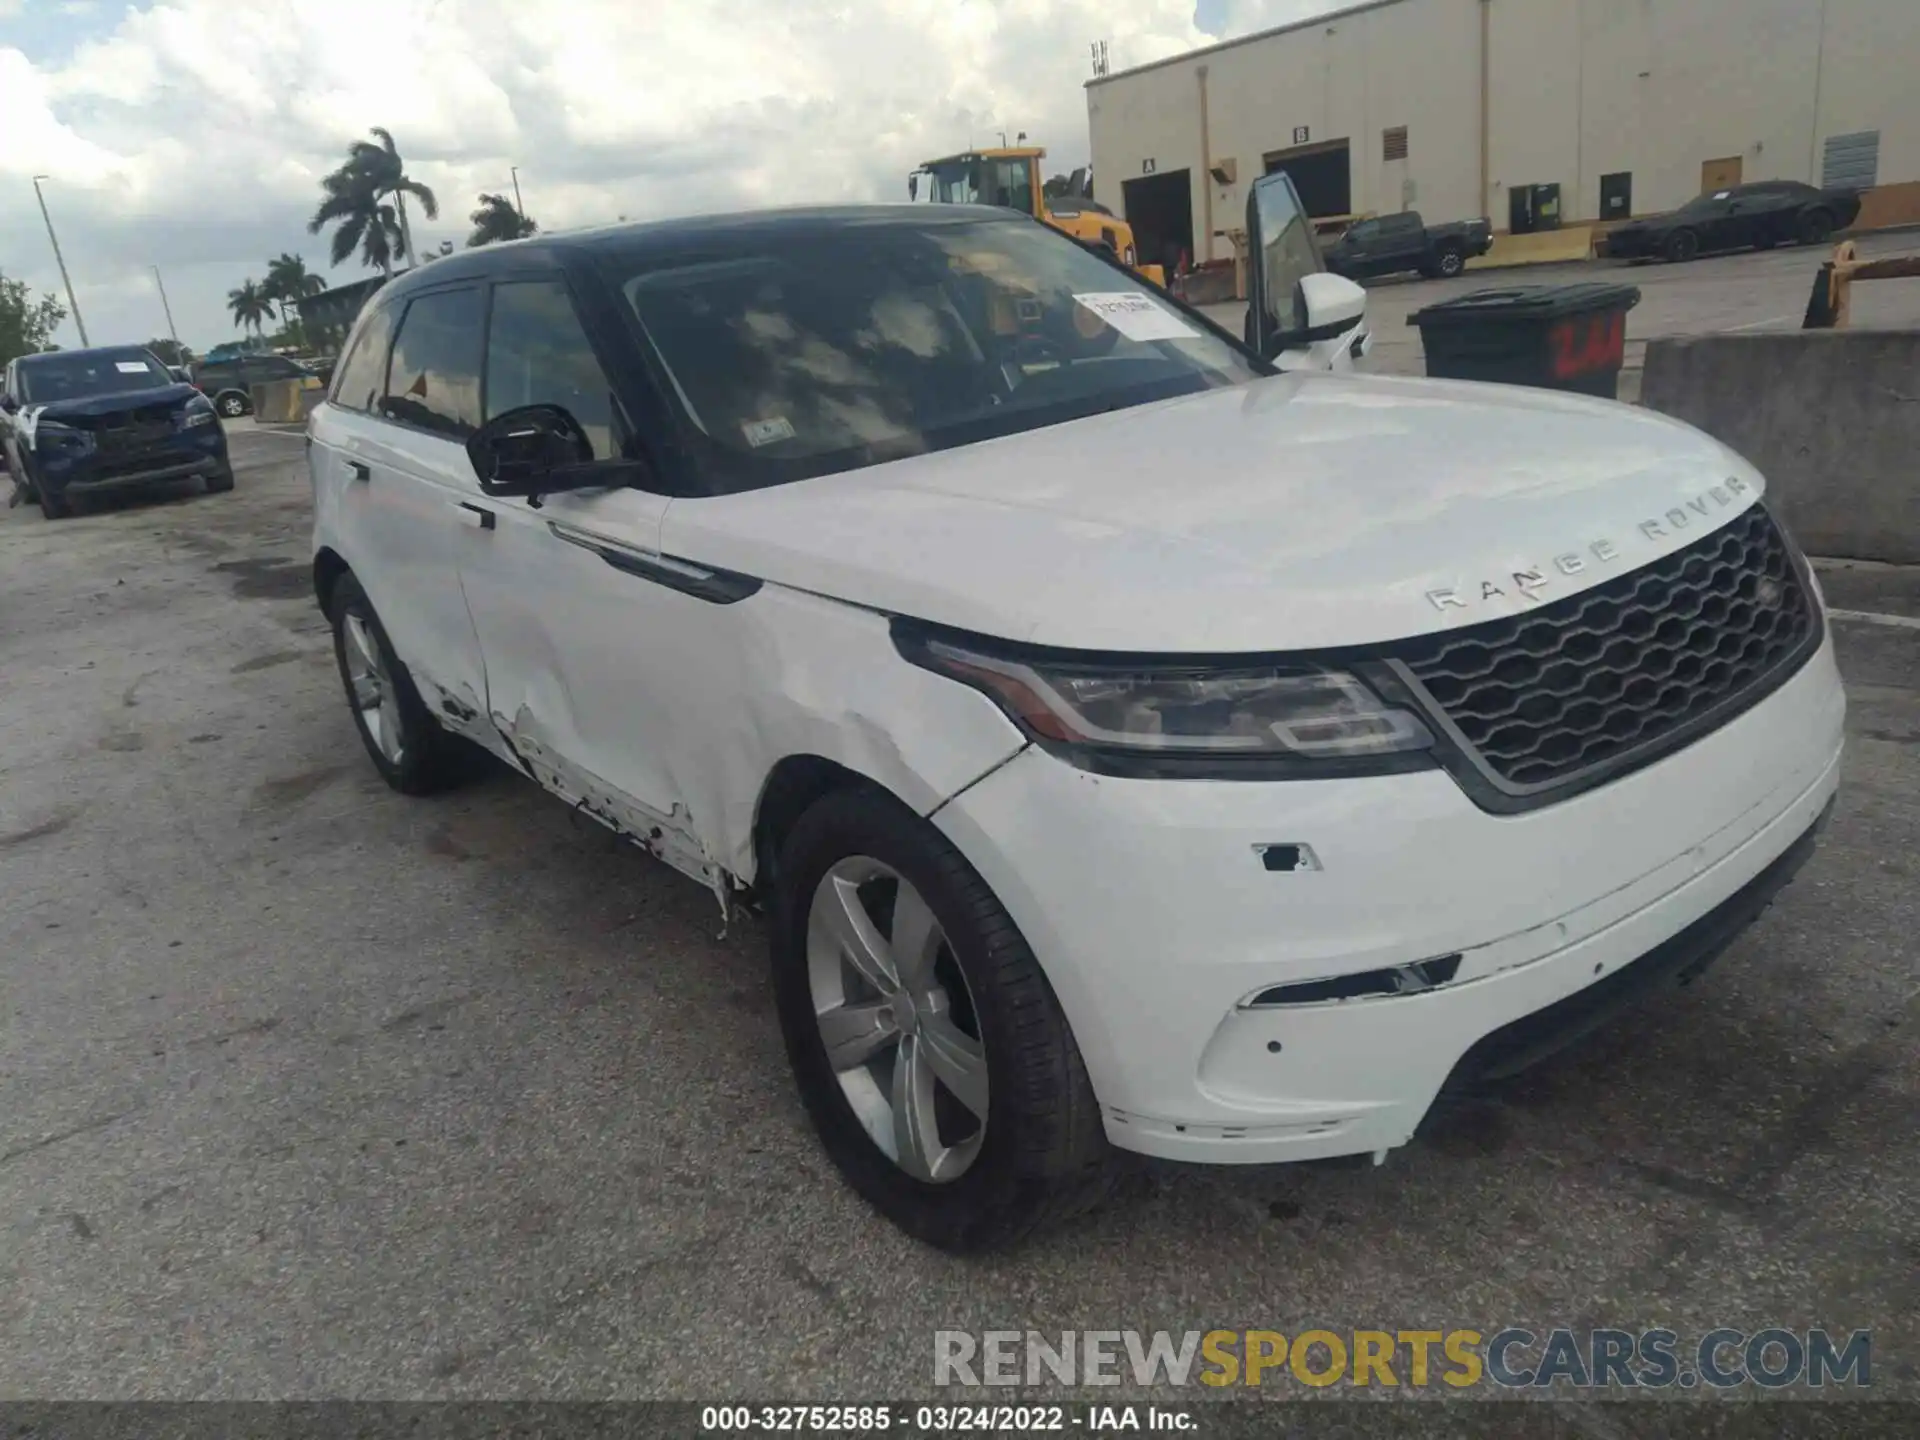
[308, 180, 1843, 1252]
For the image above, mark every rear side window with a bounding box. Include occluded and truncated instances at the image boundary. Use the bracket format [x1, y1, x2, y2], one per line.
[331, 305, 398, 413]
[383, 289, 484, 437]
[483, 280, 619, 460]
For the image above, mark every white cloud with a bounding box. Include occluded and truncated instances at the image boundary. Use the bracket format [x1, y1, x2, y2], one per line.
[3, 0, 1255, 349]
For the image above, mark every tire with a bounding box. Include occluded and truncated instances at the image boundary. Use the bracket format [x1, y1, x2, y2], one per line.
[328, 572, 471, 795]
[1434, 244, 1466, 278]
[1663, 229, 1701, 263]
[771, 786, 1113, 1252]
[1798, 209, 1835, 246]
[29, 461, 73, 519]
[205, 463, 235, 494]
[216, 391, 250, 418]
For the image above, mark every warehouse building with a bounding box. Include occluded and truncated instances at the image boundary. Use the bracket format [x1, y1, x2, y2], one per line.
[1086, 0, 1920, 274]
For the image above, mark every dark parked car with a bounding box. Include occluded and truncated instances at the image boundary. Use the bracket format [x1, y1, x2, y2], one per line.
[1, 346, 232, 519]
[1602, 181, 1863, 263]
[189, 352, 318, 417]
[1322, 211, 1494, 280]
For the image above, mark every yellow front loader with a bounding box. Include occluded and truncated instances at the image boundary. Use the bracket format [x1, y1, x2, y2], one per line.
[910, 146, 1168, 288]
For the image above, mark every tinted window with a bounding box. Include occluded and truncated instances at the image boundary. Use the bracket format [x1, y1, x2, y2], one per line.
[382, 289, 483, 437]
[331, 305, 398, 413]
[484, 280, 619, 460]
[1382, 213, 1422, 233]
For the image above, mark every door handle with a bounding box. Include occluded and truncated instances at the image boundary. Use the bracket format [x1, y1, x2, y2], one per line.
[455, 501, 496, 531]
[347, 460, 370, 482]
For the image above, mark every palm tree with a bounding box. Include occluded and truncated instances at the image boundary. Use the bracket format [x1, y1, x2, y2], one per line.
[227, 280, 275, 336]
[310, 169, 406, 275]
[467, 193, 538, 247]
[309, 129, 437, 273]
[262, 253, 325, 325]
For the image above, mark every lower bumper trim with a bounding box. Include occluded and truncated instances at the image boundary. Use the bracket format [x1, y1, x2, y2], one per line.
[59, 458, 220, 494]
[1441, 795, 1834, 1091]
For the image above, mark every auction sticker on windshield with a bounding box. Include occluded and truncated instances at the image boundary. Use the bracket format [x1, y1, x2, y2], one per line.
[1072, 292, 1201, 342]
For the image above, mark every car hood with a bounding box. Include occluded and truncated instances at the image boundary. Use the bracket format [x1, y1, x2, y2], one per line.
[25, 383, 200, 422]
[662, 372, 1766, 653]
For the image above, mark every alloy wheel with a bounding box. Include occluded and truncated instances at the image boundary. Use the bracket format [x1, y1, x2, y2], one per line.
[806, 857, 988, 1183]
[342, 609, 406, 766]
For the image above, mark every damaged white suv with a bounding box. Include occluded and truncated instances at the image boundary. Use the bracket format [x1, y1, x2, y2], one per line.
[309, 179, 1843, 1252]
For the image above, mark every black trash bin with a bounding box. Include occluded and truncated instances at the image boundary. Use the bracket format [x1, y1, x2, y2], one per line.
[1408, 282, 1642, 399]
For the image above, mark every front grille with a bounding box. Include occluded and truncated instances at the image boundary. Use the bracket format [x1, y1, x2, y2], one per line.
[94, 420, 175, 453]
[1390, 504, 1818, 802]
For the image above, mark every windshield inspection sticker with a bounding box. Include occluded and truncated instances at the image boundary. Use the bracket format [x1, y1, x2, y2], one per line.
[1072, 292, 1201, 342]
[115, 361, 150, 374]
[741, 416, 797, 448]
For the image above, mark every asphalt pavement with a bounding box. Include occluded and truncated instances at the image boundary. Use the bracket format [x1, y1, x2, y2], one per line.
[2, 412, 1916, 1408]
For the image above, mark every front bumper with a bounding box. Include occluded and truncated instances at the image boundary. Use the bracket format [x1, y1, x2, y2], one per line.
[933, 635, 1844, 1165]
[34, 427, 228, 499]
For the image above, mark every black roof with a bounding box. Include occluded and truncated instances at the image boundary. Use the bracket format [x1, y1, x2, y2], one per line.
[373, 203, 1018, 306]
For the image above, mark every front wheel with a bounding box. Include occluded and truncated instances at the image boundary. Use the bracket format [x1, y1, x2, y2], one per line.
[771, 786, 1113, 1252]
[1664, 229, 1702, 263]
[328, 572, 471, 795]
[33, 462, 72, 519]
[205, 463, 235, 494]
[1434, 245, 1466, 278]
[1798, 209, 1835, 246]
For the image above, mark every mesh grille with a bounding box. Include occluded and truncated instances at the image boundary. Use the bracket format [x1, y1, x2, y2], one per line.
[1392, 505, 1816, 793]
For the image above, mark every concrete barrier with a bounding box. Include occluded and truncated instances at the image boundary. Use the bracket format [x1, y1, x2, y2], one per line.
[248, 377, 324, 423]
[1640, 330, 1920, 564]
[1466, 225, 1596, 271]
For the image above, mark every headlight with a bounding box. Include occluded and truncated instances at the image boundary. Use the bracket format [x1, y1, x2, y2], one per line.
[35, 420, 93, 452]
[899, 629, 1435, 776]
[181, 398, 217, 427]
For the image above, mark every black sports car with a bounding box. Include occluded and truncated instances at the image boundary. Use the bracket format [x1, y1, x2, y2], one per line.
[1602, 181, 1863, 263]
[1, 346, 233, 519]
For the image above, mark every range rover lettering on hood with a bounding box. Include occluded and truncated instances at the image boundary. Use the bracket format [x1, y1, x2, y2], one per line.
[1424, 476, 1752, 614]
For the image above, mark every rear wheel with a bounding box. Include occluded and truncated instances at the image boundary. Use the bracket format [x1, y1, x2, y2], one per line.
[771, 786, 1112, 1252]
[1664, 228, 1702, 263]
[216, 391, 249, 418]
[328, 572, 471, 795]
[1798, 209, 1835, 246]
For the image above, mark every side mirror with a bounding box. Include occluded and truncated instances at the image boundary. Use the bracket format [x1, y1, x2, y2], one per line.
[1296, 273, 1369, 339]
[467, 404, 598, 498]
[1259, 274, 1368, 361]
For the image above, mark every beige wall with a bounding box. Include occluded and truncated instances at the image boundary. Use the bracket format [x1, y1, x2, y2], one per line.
[1087, 0, 1920, 257]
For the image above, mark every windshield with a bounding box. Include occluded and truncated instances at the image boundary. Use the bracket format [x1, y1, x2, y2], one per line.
[20, 350, 173, 404]
[925, 158, 1035, 216]
[608, 215, 1262, 493]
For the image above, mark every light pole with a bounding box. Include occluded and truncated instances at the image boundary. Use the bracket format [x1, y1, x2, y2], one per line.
[31, 175, 89, 347]
[151, 265, 181, 352]
[510, 165, 524, 215]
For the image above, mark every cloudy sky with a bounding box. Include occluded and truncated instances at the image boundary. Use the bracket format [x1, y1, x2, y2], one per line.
[1, 0, 1342, 351]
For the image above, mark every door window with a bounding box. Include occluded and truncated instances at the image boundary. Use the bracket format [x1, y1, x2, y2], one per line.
[382, 289, 484, 437]
[483, 280, 619, 460]
[331, 306, 399, 413]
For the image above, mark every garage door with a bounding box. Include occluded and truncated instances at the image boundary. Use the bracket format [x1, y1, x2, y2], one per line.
[1822, 132, 1880, 192]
